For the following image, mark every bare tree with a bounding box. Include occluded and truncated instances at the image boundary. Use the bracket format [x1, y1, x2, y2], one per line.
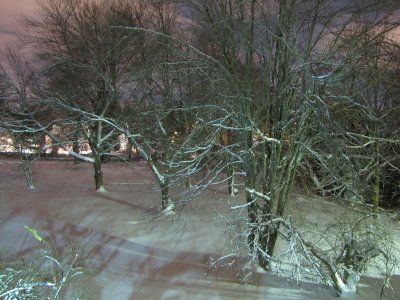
[304, 16, 400, 213]
[0, 48, 48, 189]
[178, 0, 400, 293]
[19, 0, 156, 190]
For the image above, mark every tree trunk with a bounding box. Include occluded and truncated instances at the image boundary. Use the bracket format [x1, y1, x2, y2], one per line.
[221, 128, 235, 195]
[73, 140, 80, 164]
[185, 176, 192, 188]
[373, 172, 380, 218]
[93, 155, 104, 191]
[227, 165, 235, 195]
[21, 158, 36, 190]
[373, 139, 380, 218]
[50, 137, 58, 157]
[161, 177, 172, 210]
[90, 122, 105, 191]
[161, 139, 173, 211]
[245, 132, 260, 258]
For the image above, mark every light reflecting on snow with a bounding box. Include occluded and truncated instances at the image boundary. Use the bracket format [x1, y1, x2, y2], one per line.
[0, 161, 399, 300]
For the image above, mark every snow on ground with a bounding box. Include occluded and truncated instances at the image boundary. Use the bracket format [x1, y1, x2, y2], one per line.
[288, 193, 400, 277]
[0, 159, 399, 299]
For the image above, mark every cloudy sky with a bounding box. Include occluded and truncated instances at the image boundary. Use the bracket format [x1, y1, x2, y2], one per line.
[0, 0, 398, 49]
[0, 0, 37, 48]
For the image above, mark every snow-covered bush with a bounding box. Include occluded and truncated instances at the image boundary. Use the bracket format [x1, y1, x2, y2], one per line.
[0, 226, 86, 299]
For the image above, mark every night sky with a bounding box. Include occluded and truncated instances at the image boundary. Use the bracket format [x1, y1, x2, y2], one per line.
[0, 0, 37, 48]
[0, 0, 399, 49]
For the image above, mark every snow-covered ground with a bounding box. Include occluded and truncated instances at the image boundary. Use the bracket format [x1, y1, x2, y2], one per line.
[0, 159, 399, 299]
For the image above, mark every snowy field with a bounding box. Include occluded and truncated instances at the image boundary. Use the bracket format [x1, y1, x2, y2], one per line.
[0, 159, 399, 299]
